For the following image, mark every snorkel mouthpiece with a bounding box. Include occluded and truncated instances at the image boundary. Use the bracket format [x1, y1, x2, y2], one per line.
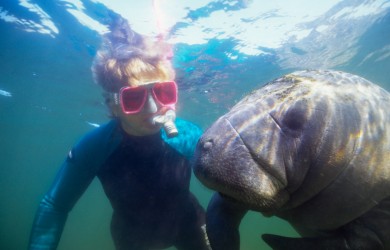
[153, 109, 178, 138]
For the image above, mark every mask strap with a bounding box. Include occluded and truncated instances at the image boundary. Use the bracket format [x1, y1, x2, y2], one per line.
[112, 93, 120, 105]
[103, 92, 120, 105]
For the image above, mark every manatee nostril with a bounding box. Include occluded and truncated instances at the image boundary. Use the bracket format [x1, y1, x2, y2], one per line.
[203, 140, 213, 150]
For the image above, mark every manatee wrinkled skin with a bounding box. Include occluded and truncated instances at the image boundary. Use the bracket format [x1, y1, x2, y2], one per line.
[193, 70, 390, 250]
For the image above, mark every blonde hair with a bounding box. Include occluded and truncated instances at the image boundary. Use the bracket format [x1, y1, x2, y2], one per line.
[91, 16, 175, 92]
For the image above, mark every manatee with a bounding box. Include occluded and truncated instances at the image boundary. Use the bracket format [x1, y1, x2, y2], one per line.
[193, 70, 390, 250]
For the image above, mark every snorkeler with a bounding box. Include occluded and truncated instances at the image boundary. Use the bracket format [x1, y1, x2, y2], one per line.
[28, 15, 210, 250]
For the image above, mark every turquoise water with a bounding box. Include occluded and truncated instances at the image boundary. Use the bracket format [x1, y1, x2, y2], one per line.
[1, 1, 390, 249]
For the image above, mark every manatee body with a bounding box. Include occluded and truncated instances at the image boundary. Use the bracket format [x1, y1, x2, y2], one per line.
[193, 70, 390, 249]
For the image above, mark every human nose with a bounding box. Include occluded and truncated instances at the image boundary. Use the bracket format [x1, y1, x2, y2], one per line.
[143, 92, 158, 113]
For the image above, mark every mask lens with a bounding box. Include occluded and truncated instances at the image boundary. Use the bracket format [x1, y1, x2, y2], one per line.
[120, 87, 147, 113]
[153, 82, 177, 105]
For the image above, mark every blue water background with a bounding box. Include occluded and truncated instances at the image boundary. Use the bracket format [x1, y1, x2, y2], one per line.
[1, 1, 390, 249]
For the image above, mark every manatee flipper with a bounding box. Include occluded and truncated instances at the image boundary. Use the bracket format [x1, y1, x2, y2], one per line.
[262, 234, 348, 250]
[206, 193, 247, 250]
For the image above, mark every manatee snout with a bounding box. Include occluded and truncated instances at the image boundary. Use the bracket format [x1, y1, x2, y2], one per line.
[193, 137, 213, 185]
[193, 117, 235, 188]
[193, 117, 288, 212]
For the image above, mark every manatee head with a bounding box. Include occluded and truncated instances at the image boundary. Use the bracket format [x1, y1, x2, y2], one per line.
[193, 70, 364, 214]
[193, 100, 297, 213]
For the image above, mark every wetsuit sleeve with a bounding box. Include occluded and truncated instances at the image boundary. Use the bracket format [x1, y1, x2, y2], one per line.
[28, 120, 121, 250]
[161, 118, 203, 159]
[27, 156, 93, 250]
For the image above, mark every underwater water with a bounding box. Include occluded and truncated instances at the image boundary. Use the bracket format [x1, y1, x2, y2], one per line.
[0, 0, 390, 249]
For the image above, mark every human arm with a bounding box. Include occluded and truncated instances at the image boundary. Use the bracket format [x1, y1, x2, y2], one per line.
[28, 120, 121, 250]
[27, 155, 95, 250]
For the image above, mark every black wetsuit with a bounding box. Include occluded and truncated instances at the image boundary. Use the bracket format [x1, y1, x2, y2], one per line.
[28, 118, 209, 250]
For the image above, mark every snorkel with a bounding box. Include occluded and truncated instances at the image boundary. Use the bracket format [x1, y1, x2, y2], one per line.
[153, 109, 178, 138]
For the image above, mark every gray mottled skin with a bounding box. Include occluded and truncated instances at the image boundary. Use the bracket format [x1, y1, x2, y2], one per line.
[193, 70, 390, 250]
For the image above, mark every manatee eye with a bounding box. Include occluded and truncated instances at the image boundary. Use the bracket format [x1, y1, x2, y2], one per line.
[269, 101, 308, 138]
[282, 101, 307, 131]
[283, 110, 305, 130]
